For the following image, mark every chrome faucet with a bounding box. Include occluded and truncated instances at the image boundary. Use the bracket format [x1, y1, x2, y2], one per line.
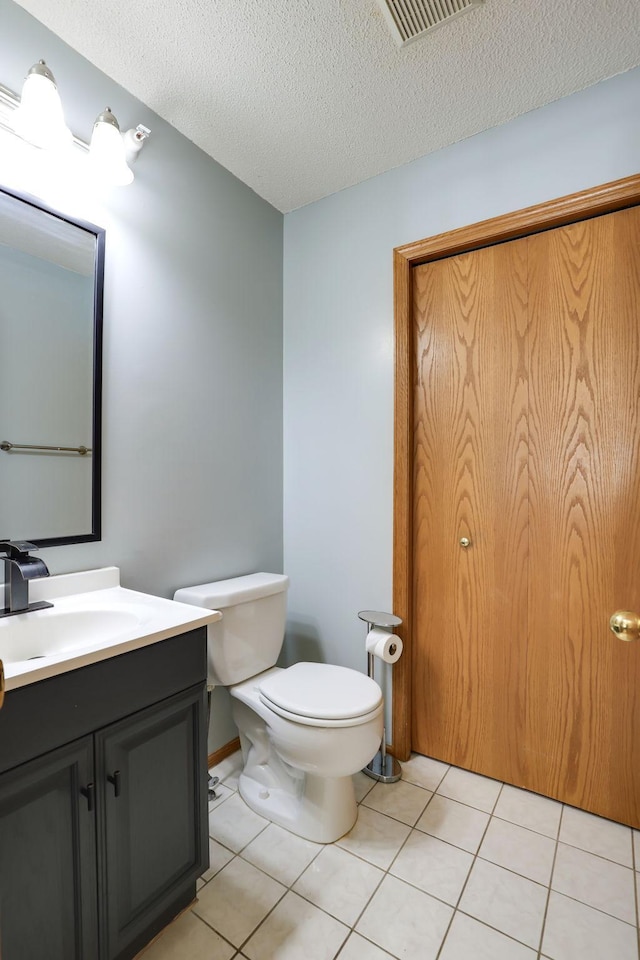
[0, 541, 52, 617]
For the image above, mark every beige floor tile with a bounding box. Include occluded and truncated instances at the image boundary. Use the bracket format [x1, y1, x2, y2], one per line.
[356, 874, 452, 960]
[336, 805, 411, 870]
[361, 779, 432, 825]
[542, 891, 638, 960]
[200, 838, 235, 883]
[353, 770, 376, 803]
[559, 805, 633, 866]
[208, 783, 234, 811]
[223, 772, 240, 792]
[552, 842, 636, 924]
[415, 793, 489, 853]
[493, 783, 562, 838]
[193, 856, 285, 946]
[459, 858, 547, 948]
[400, 754, 450, 791]
[439, 912, 537, 960]
[242, 891, 349, 960]
[436, 766, 502, 812]
[144, 765, 640, 960]
[241, 822, 321, 886]
[337, 932, 394, 959]
[140, 911, 235, 960]
[479, 817, 556, 885]
[208, 791, 269, 853]
[390, 829, 473, 905]
[293, 844, 383, 926]
[209, 750, 243, 785]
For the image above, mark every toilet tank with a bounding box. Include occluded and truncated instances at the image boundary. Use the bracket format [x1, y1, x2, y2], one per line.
[173, 572, 289, 685]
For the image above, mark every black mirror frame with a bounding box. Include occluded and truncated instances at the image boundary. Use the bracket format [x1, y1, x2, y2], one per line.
[0, 184, 104, 547]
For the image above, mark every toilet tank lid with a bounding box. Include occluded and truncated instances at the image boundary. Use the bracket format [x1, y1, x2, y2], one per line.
[173, 572, 289, 609]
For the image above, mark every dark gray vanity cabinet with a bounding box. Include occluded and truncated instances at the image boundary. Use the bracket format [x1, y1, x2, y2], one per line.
[0, 736, 99, 960]
[0, 628, 208, 960]
[98, 686, 205, 959]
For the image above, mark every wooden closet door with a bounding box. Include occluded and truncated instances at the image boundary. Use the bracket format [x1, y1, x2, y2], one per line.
[412, 238, 529, 786]
[411, 205, 640, 826]
[526, 207, 640, 823]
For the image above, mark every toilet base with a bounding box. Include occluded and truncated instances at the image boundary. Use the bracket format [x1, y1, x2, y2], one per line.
[238, 769, 358, 844]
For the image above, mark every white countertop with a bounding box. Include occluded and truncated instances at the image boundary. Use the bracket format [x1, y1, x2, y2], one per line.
[1, 567, 221, 691]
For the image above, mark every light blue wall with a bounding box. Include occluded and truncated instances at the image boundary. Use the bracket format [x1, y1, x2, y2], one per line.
[1, 0, 284, 751]
[283, 68, 640, 727]
[4, 0, 640, 752]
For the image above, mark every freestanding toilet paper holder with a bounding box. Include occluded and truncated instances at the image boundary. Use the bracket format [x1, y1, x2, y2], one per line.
[358, 609, 403, 783]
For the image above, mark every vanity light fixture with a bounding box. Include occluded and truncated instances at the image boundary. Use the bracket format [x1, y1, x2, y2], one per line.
[11, 60, 72, 150]
[0, 60, 150, 186]
[89, 108, 134, 186]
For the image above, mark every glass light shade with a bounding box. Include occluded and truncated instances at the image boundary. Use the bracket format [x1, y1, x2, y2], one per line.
[12, 66, 72, 150]
[89, 109, 134, 186]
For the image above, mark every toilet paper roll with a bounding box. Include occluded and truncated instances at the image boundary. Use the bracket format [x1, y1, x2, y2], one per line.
[365, 627, 403, 664]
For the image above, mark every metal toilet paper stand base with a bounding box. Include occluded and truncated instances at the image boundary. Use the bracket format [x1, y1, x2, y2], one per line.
[358, 610, 403, 784]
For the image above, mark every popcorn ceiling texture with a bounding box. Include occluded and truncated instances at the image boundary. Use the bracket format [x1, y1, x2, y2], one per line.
[12, 0, 640, 211]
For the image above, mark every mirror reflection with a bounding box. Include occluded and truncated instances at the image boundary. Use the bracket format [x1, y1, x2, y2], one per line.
[0, 186, 103, 545]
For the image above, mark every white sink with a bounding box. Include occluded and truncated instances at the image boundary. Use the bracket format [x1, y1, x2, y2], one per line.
[0, 607, 143, 663]
[0, 567, 222, 690]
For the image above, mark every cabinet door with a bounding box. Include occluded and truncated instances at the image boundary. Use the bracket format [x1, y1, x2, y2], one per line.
[97, 684, 207, 960]
[0, 737, 99, 960]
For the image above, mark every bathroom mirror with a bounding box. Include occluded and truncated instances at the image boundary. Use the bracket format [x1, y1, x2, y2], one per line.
[0, 185, 104, 546]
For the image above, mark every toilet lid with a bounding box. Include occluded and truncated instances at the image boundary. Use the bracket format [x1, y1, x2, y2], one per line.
[258, 662, 382, 721]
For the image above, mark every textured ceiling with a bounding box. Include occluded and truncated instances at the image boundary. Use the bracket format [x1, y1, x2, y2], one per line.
[12, 0, 640, 212]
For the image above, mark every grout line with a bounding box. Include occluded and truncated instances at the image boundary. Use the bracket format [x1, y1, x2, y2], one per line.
[205, 761, 640, 960]
[200, 861, 289, 956]
[490, 809, 563, 842]
[185, 912, 238, 956]
[551, 836, 636, 870]
[360, 792, 433, 829]
[535, 801, 564, 959]
[632, 831, 640, 960]
[538, 888, 639, 928]
[433, 778, 505, 960]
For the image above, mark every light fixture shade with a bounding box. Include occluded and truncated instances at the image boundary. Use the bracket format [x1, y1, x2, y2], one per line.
[89, 108, 134, 186]
[12, 60, 73, 150]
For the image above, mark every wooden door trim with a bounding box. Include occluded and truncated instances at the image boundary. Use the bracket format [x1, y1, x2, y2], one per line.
[391, 172, 640, 762]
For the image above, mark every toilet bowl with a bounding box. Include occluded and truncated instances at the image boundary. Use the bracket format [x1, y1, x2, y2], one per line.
[174, 573, 383, 843]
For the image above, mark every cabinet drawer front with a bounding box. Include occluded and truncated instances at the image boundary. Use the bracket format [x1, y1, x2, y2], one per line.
[0, 627, 207, 776]
[0, 737, 99, 960]
[97, 684, 207, 959]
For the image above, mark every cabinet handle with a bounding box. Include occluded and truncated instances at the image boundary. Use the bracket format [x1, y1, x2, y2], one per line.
[81, 782, 95, 812]
[0, 658, 4, 711]
[107, 770, 122, 797]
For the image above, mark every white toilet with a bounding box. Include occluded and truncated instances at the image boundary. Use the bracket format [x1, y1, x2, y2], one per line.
[174, 572, 383, 843]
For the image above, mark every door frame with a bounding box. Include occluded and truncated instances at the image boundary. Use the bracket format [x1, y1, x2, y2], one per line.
[391, 172, 640, 762]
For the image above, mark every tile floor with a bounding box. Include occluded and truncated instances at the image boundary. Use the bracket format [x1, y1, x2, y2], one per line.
[140, 752, 640, 960]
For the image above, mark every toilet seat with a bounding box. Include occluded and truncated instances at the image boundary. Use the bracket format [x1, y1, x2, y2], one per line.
[258, 662, 382, 727]
[258, 698, 383, 728]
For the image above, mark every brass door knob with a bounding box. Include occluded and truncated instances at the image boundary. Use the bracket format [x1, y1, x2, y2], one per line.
[459, 537, 471, 548]
[609, 611, 640, 642]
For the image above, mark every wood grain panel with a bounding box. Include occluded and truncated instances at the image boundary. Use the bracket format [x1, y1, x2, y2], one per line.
[411, 239, 529, 783]
[391, 249, 414, 760]
[526, 208, 640, 824]
[393, 176, 640, 771]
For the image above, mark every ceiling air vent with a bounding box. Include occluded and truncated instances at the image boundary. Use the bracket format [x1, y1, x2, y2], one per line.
[378, 0, 484, 47]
